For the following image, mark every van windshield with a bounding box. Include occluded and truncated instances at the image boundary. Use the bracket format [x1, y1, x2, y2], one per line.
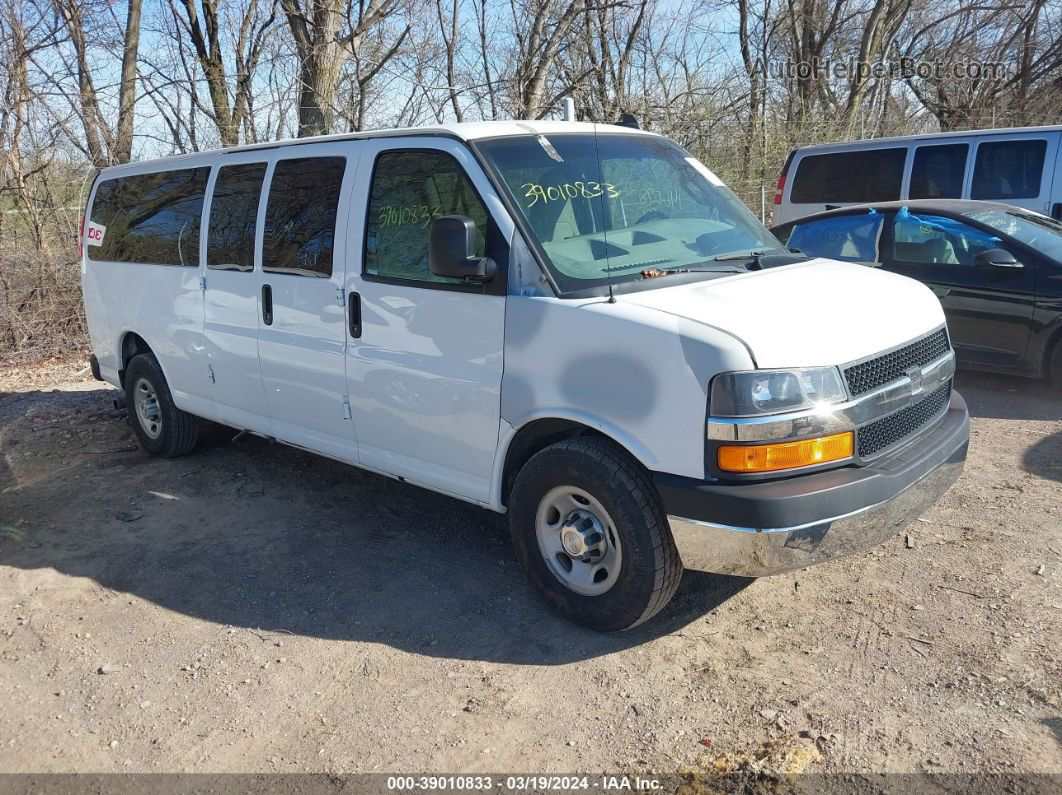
[475, 133, 783, 292]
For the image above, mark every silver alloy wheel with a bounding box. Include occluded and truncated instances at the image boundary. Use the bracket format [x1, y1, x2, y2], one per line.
[535, 485, 623, 596]
[133, 377, 163, 440]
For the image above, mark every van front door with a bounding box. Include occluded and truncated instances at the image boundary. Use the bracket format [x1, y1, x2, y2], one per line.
[344, 140, 511, 503]
[256, 149, 360, 463]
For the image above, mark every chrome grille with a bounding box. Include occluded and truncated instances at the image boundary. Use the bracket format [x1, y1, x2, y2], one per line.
[857, 380, 951, 458]
[844, 329, 950, 397]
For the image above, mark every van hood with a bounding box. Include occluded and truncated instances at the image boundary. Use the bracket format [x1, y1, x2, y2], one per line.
[623, 258, 946, 369]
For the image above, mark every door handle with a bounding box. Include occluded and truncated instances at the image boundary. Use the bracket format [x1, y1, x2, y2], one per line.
[1051, 202, 1061, 221]
[348, 291, 362, 338]
[261, 284, 273, 326]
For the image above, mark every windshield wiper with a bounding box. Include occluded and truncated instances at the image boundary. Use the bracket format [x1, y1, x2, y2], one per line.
[641, 264, 748, 279]
[711, 249, 807, 270]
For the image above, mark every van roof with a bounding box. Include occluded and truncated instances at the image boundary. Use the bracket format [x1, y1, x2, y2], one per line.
[96, 120, 657, 174]
[793, 124, 1062, 154]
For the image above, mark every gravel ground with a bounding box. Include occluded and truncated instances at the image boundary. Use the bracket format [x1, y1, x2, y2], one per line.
[0, 360, 1059, 783]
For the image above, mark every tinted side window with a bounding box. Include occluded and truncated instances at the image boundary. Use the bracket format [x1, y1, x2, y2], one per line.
[790, 148, 906, 203]
[910, 144, 968, 199]
[365, 150, 494, 286]
[88, 168, 209, 265]
[889, 212, 1003, 266]
[263, 157, 346, 277]
[786, 213, 884, 263]
[207, 163, 267, 271]
[971, 140, 1046, 200]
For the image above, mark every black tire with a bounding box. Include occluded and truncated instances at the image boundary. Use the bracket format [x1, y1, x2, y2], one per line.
[124, 353, 199, 458]
[509, 437, 682, 631]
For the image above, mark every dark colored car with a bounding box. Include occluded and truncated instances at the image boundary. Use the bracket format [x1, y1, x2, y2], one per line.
[771, 200, 1062, 382]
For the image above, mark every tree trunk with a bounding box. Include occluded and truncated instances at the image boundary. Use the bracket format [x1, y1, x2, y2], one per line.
[114, 0, 142, 163]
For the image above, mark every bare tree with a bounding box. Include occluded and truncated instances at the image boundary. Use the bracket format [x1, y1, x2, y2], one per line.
[508, 0, 597, 118]
[280, 0, 409, 136]
[52, 0, 142, 165]
[169, 0, 278, 146]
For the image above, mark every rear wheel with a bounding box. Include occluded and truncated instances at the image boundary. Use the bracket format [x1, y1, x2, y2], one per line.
[124, 353, 199, 458]
[509, 437, 682, 631]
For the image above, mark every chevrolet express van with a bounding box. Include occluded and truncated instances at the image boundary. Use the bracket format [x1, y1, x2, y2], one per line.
[81, 121, 970, 631]
[774, 125, 1062, 225]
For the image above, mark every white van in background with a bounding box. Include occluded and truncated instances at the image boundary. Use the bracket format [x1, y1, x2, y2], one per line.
[81, 121, 969, 631]
[774, 125, 1062, 225]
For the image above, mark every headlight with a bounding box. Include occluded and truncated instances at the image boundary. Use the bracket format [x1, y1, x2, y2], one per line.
[710, 367, 847, 417]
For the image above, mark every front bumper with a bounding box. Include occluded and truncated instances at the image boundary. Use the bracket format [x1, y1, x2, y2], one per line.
[656, 391, 970, 577]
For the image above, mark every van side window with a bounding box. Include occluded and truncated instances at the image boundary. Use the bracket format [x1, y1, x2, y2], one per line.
[910, 144, 967, 199]
[207, 163, 267, 271]
[790, 148, 905, 203]
[88, 168, 209, 266]
[365, 150, 492, 286]
[263, 157, 346, 277]
[971, 140, 1046, 200]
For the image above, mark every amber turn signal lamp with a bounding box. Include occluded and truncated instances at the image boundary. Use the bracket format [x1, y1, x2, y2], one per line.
[717, 431, 854, 473]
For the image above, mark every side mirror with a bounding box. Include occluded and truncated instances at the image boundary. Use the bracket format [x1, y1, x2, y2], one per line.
[429, 215, 496, 282]
[974, 247, 1022, 269]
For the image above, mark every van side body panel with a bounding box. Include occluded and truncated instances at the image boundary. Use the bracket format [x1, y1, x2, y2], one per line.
[81, 163, 212, 418]
[499, 296, 754, 485]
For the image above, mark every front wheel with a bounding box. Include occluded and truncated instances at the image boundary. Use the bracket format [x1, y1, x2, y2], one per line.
[509, 438, 682, 631]
[124, 353, 200, 458]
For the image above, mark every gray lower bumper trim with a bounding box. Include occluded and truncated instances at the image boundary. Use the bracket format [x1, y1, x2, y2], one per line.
[668, 454, 964, 577]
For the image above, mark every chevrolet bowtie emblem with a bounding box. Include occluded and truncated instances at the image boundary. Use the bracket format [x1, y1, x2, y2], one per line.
[907, 365, 925, 394]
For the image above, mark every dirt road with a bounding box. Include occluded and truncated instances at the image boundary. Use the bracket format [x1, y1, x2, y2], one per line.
[1, 361, 1059, 780]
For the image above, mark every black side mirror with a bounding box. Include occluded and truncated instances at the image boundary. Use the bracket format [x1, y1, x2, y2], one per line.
[974, 247, 1022, 269]
[429, 215, 496, 283]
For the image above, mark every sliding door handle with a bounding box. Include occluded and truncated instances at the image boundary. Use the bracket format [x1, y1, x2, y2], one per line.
[348, 291, 362, 338]
[261, 283, 273, 326]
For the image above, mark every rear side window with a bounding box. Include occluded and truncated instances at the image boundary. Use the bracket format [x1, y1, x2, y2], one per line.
[790, 148, 906, 203]
[910, 144, 968, 199]
[364, 149, 494, 286]
[971, 140, 1046, 200]
[786, 212, 884, 263]
[88, 168, 209, 265]
[263, 157, 346, 277]
[208, 163, 267, 271]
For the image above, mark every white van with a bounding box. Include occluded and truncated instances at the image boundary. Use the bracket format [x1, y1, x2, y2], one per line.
[81, 121, 969, 630]
[774, 125, 1062, 225]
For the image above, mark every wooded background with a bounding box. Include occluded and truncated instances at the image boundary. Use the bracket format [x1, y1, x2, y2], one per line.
[1, 0, 1060, 362]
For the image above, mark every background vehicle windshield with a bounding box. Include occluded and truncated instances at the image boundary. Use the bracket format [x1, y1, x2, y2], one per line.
[476, 133, 783, 292]
[963, 208, 1062, 263]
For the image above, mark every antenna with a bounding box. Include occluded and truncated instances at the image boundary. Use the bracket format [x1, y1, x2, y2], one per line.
[592, 122, 616, 304]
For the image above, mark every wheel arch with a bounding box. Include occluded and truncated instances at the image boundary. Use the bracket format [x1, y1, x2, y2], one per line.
[494, 413, 656, 509]
[117, 331, 155, 387]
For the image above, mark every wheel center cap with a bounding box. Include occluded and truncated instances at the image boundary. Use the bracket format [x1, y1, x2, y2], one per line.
[560, 526, 587, 556]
